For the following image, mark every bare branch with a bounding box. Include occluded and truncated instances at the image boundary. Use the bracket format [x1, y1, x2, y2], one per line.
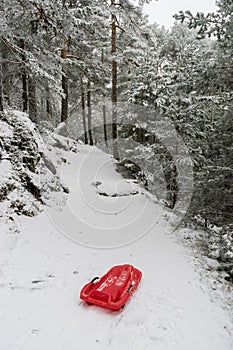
[116, 24, 125, 32]
[66, 54, 85, 61]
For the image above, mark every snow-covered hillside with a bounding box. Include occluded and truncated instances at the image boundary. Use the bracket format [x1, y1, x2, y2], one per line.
[0, 110, 72, 231]
[0, 111, 232, 350]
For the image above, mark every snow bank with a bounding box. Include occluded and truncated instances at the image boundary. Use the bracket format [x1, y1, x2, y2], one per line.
[0, 110, 70, 232]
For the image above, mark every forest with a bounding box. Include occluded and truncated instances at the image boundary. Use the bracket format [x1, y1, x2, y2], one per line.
[0, 1, 232, 270]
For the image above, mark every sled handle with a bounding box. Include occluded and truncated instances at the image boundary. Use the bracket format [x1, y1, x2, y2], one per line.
[91, 277, 99, 283]
[127, 285, 133, 292]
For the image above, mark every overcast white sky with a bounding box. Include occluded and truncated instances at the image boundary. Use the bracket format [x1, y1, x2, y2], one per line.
[144, 0, 217, 28]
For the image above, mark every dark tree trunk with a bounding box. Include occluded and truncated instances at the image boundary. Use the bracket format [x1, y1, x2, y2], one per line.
[204, 216, 208, 229]
[87, 80, 93, 146]
[101, 50, 108, 147]
[0, 56, 3, 111]
[2, 43, 11, 105]
[0, 1, 4, 109]
[28, 76, 37, 123]
[111, 0, 119, 160]
[20, 39, 28, 112]
[81, 78, 88, 144]
[22, 72, 28, 112]
[61, 41, 68, 122]
[46, 85, 52, 119]
[61, 66, 68, 122]
[103, 104, 108, 147]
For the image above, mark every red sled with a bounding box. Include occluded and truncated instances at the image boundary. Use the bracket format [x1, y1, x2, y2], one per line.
[80, 264, 142, 311]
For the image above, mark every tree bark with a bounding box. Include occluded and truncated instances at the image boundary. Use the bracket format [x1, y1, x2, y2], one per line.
[0, 4, 10, 106]
[103, 104, 108, 147]
[81, 78, 88, 144]
[0, 55, 3, 111]
[46, 85, 52, 120]
[2, 42, 10, 105]
[28, 76, 37, 123]
[61, 40, 68, 122]
[20, 39, 28, 112]
[87, 80, 93, 146]
[101, 49, 108, 147]
[111, 0, 119, 160]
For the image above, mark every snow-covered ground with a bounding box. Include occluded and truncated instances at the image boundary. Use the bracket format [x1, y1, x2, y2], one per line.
[0, 134, 232, 350]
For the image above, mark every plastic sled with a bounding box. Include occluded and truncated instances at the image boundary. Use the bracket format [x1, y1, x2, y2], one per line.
[80, 264, 142, 311]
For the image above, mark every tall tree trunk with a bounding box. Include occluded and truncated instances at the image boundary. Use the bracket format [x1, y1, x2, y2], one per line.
[103, 104, 108, 147]
[0, 54, 3, 111]
[81, 78, 88, 144]
[61, 39, 68, 122]
[28, 76, 37, 123]
[101, 49, 108, 147]
[111, 0, 119, 160]
[2, 42, 10, 105]
[46, 85, 52, 120]
[87, 80, 93, 146]
[20, 39, 28, 112]
[0, 2, 4, 111]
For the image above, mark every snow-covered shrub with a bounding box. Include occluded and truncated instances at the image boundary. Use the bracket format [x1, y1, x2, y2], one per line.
[0, 110, 68, 221]
[185, 224, 233, 283]
[207, 225, 233, 281]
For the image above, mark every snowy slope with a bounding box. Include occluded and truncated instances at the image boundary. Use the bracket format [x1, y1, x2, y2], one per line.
[0, 139, 232, 350]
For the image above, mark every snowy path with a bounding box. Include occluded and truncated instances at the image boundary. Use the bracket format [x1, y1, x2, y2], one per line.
[0, 144, 232, 350]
